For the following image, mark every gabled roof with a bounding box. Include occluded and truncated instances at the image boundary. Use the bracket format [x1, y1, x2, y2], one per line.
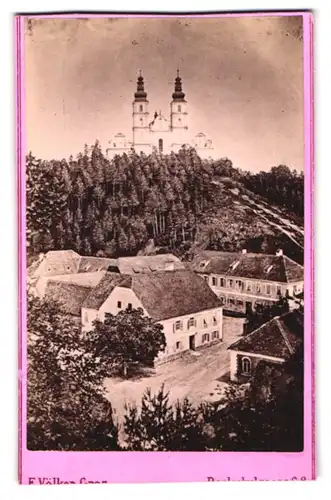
[28, 250, 118, 279]
[83, 273, 132, 310]
[228, 310, 304, 359]
[83, 270, 222, 321]
[44, 281, 94, 316]
[28, 250, 81, 278]
[190, 251, 303, 283]
[117, 254, 185, 275]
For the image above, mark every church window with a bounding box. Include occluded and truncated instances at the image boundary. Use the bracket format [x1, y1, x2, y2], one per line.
[158, 138, 163, 153]
[139, 105, 143, 112]
[178, 105, 181, 112]
[140, 118, 143, 125]
[113, 143, 116, 147]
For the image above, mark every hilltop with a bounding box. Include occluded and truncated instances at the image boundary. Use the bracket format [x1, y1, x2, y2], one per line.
[26, 146, 304, 265]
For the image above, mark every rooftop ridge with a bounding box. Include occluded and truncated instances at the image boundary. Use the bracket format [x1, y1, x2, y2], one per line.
[46, 279, 94, 290]
[227, 315, 278, 351]
[275, 317, 295, 355]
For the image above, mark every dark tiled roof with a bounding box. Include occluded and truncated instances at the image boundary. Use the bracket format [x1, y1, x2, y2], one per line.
[44, 281, 93, 316]
[190, 251, 303, 283]
[131, 270, 222, 321]
[82, 273, 132, 310]
[117, 254, 185, 275]
[228, 310, 303, 359]
[83, 270, 222, 321]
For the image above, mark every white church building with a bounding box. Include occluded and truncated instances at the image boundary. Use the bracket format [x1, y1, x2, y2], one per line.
[106, 71, 214, 159]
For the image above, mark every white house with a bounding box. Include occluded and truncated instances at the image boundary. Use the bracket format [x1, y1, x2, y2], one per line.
[82, 269, 223, 361]
[227, 309, 303, 382]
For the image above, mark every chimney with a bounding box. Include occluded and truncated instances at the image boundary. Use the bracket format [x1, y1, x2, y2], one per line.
[276, 249, 283, 257]
[242, 249, 247, 254]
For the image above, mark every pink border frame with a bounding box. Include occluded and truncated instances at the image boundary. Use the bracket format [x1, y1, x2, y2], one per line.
[16, 12, 314, 484]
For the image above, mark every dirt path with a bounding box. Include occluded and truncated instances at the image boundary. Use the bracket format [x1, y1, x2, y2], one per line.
[104, 331, 239, 426]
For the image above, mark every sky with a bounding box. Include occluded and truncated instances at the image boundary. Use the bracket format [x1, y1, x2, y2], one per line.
[24, 15, 304, 172]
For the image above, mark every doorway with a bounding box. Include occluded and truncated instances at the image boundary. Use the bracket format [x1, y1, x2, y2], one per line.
[245, 301, 253, 314]
[189, 334, 196, 351]
[158, 138, 163, 153]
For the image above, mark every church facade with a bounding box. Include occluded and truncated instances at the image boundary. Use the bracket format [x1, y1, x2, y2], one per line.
[106, 71, 214, 159]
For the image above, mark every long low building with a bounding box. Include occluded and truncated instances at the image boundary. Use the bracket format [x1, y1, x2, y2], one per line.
[28, 250, 185, 298]
[189, 249, 304, 315]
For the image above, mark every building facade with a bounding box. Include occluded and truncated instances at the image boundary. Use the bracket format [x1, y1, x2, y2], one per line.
[190, 249, 304, 315]
[106, 71, 214, 159]
[228, 310, 303, 382]
[81, 270, 223, 362]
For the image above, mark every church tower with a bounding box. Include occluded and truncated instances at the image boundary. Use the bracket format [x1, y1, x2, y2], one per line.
[132, 71, 150, 151]
[170, 70, 188, 144]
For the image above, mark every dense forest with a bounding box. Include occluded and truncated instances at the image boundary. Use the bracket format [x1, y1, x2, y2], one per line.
[26, 143, 304, 261]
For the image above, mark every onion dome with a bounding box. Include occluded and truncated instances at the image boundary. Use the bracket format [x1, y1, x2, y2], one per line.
[134, 71, 147, 101]
[172, 69, 186, 101]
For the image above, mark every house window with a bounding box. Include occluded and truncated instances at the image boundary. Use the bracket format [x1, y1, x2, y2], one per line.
[174, 320, 183, 332]
[213, 316, 217, 326]
[237, 300, 244, 306]
[117, 301, 122, 309]
[266, 284, 271, 295]
[256, 283, 261, 293]
[219, 295, 225, 305]
[229, 298, 235, 305]
[187, 317, 195, 329]
[127, 303, 132, 311]
[212, 330, 219, 340]
[176, 341, 182, 350]
[242, 357, 251, 375]
[277, 286, 282, 296]
[139, 105, 143, 112]
[203, 275, 209, 282]
[212, 277, 217, 286]
[228, 279, 233, 288]
[113, 143, 116, 147]
[293, 285, 297, 293]
[202, 333, 210, 343]
[84, 311, 88, 324]
[203, 319, 208, 328]
[140, 118, 143, 125]
[246, 282, 252, 292]
[178, 105, 181, 112]
[235, 280, 242, 289]
[220, 278, 225, 287]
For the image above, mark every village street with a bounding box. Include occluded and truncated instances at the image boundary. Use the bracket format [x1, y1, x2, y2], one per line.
[104, 329, 240, 426]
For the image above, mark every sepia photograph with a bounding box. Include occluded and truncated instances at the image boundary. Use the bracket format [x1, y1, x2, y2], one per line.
[24, 14, 305, 453]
